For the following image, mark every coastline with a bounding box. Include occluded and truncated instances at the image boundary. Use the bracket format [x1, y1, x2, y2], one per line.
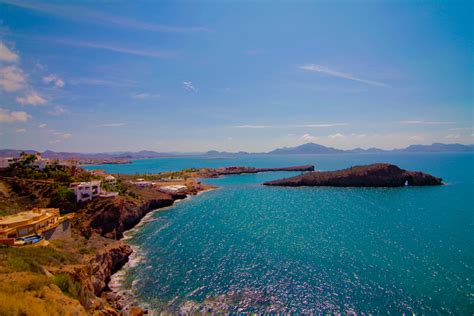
[106, 186, 218, 313]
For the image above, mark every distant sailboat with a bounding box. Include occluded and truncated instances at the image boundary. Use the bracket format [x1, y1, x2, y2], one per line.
[404, 180, 409, 186]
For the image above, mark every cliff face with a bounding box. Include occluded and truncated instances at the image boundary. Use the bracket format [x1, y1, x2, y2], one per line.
[89, 242, 133, 295]
[78, 192, 178, 239]
[264, 163, 443, 187]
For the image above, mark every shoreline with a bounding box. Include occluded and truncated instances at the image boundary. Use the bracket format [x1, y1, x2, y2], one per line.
[106, 186, 218, 313]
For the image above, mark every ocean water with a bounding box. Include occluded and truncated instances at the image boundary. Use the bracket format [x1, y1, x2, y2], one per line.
[93, 154, 474, 314]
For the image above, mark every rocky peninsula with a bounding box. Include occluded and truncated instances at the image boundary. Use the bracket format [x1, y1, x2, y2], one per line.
[214, 165, 314, 175]
[264, 163, 443, 187]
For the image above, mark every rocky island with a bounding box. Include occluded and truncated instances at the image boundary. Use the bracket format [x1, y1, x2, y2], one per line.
[263, 163, 443, 187]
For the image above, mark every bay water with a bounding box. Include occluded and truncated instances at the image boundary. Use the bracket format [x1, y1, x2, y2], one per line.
[85, 153, 473, 313]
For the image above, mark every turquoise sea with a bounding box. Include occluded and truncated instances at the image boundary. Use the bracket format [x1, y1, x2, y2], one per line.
[85, 153, 474, 314]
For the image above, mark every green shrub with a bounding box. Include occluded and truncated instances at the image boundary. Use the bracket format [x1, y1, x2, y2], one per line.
[78, 247, 91, 255]
[53, 273, 80, 298]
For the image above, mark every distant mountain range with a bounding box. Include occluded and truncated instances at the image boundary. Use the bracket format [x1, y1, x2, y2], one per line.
[265, 142, 474, 155]
[1, 143, 473, 160]
[0, 149, 173, 160]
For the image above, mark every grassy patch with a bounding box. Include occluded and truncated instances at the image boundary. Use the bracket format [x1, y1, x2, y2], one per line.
[0, 246, 78, 273]
[53, 273, 81, 298]
[0, 271, 86, 315]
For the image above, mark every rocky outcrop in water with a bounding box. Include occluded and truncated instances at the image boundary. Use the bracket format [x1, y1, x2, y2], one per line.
[264, 163, 443, 187]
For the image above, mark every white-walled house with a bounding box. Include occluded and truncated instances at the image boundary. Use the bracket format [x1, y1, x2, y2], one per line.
[104, 175, 117, 185]
[70, 181, 102, 202]
[158, 185, 188, 194]
[0, 157, 16, 169]
[132, 180, 153, 188]
[33, 158, 51, 170]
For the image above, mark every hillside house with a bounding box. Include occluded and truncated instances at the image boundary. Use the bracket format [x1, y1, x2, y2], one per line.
[70, 181, 102, 202]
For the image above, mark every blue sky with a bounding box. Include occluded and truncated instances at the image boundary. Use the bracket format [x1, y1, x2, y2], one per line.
[0, 0, 472, 152]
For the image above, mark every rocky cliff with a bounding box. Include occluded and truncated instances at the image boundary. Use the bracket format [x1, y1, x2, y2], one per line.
[78, 192, 179, 239]
[264, 163, 443, 187]
[89, 242, 133, 295]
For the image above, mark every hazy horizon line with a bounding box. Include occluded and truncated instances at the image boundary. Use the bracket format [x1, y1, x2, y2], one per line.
[1, 142, 472, 155]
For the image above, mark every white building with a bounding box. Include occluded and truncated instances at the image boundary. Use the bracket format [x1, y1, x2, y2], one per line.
[99, 191, 119, 198]
[33, 158, 51, 170]
[132, 180, 153, 188]
[0, 157, 16, 169]
[158, 185, 188, 194]
[104, 175, 117, 185]
[70, 181, 102, 202]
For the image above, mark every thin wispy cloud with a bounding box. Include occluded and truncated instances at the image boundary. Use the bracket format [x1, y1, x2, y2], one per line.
[99, 123, 126, 127]
[69, 77, 136, 87]
[49, 105, 66, 116]
[44, 37, 176, 59]
[182, 81, 198, 92]
[299, 64, 388, 87]
[235, 123, 347, 129]
[449, 127, 472, 131]
[43, 74, 65, 88]
[399, 120, 455, 125]
[131, 92, 160, 99]
[235, 125, 269, 129]
[2, 0, 210, 33]
[295, 123, 348, 128]
[409, 135, 424, 141]
[445, 134, 460, 139]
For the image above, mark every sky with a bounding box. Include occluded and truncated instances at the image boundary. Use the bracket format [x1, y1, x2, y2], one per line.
[0, 0, 472, 152]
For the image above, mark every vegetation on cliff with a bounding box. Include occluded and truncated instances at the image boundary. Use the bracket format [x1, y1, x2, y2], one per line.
[0, 158, 213, 315]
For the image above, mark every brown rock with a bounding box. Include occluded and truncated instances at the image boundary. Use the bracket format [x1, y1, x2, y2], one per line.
[264, 163, 443, 187]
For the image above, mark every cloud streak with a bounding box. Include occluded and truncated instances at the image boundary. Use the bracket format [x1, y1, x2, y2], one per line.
[69, 77, 136, 87]
[43, 74, 65, 88]
[182, 81, 198, 92]
[99, 123, 126, 127]
[399, 120, 455, 125]
[299, 64, 388, 87]
[2, 0, 210, 33]
[235, 123, 348, 129]
[49, 105, 66, 116]
[44, 37, 176, 59]
[131, 92, 160, 99]
[295, 123, 348, 128]
[235, 125, 269, 129]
